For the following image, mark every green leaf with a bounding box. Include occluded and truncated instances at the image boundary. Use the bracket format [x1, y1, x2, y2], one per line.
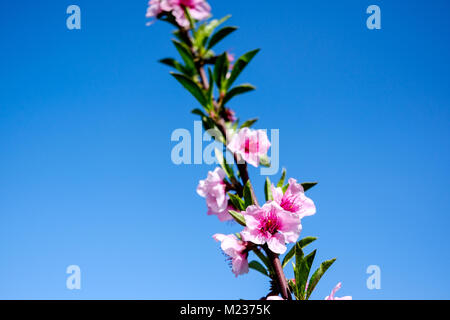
[159, 58, 190, 75]
[228, 210, 246, 226]
[282, 236, 317, 268]
[226, 49, 260, 89]
[243, 180, 254, 208]
[264, 177, 273, 202]
[207, 67, 214, 101]
[252, 249, 271, 273]
[213, 52, 228, 91]
[172, 40, 195, 73]
[203, 15, 231, 39]
[223, 84, 256, 105]
[298, 236, 318, 249]
[228, 193, 245, 211]
[281, 183, 289, 194]
[191, 108, 206, 117]
[277, 169, 286, 188]
[302, 182, 318, 192]
[215, 148, 235, 179]
[249, 261, 269, 277]
[183, 7, 195, 31]
[170, 72, 207, 107]
[294, 243, 305, 299]
[306, 258, 337, 300]
[207, 26, 238, 49]
[296, 249, 317, 300]
[239, 118, 258, 129]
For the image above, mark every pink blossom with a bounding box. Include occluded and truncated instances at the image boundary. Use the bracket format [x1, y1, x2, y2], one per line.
[271, 178, 316, 218]
[146, 0, 211, 27]
[227, 127, 271, 167]
[145, 0, 172, 25]
[197, 167, 233, 222]
[171, 0, 211, 28]
[266, 295, 284, 300]
[213, 233, 249, 277]
[325, 282, 352, 300]
[241, 202, 302, 254]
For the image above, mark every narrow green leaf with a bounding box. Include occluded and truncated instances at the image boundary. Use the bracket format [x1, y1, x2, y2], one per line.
[191, 108, 206, 117]
[215, 148, 234, 179]
[172, 40, 195, 72]
[207, 67, 214, 100]
[306, 258, 337, 300]
[302, 182, 318, 192]
[228, 193, 245, 211]
[183, 7, 195, 31]
[226, 49, 260, 89]
[252, 248, 272, 274]
[282, 183, 289, 194]
[277, 169, 286, 188]
[159, 58, 190, 75]
[171, 72, 207, 107]
[294, 243, 305, 299]
[239, 118, 258, 129]
[282, 236, 318, 268]
[207, 26, 238, 49]
[298, 236, 318, 249]
[213, 52, 228, 90]
[243, 180, 254, 208]
[228, 210, 246, 226]
[264, 177, 273, 202]
[248, 261, 269, 277]
[223, 84, 256, 105]
[203, 15, 231, 39]
[297, 249, 317, 300]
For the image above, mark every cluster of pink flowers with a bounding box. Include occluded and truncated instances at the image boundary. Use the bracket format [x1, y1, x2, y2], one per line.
[146, 0, 211, 27]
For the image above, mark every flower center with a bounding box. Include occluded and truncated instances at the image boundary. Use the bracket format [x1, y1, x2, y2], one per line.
[244, 137, 259, 154]
[259, 209, 281, 235]
[280, 195, 301, 213]
[180, 0, 197, 9]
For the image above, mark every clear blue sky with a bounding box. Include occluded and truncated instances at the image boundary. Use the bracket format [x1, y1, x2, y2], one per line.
[1, 0, 449, 299]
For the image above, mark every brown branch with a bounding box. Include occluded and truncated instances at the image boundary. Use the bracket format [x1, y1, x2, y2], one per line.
[180, 25, 289, 300]
[264, 246, 291, 300]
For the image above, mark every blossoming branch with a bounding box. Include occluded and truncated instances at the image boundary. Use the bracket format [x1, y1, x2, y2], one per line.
[147, 0, 351, 300]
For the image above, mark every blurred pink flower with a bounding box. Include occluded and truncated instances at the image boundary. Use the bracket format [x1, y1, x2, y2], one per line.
[197, 167, 232, 222]
[241, 202, 302, 254]
[271, 178, 316, 218]
[171, 0, 211, 28]
[213, 233, 249, 277]
[325, 282, 352, 300]
[227, 127, 271, 167]
[266, 295, 284, 300]
[145, 0, 171, 25]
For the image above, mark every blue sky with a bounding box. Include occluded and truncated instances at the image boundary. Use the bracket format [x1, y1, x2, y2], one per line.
[1, 0, 449, 299]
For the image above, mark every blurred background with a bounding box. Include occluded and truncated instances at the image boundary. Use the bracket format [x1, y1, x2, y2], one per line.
[0, 0, 449, 299]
